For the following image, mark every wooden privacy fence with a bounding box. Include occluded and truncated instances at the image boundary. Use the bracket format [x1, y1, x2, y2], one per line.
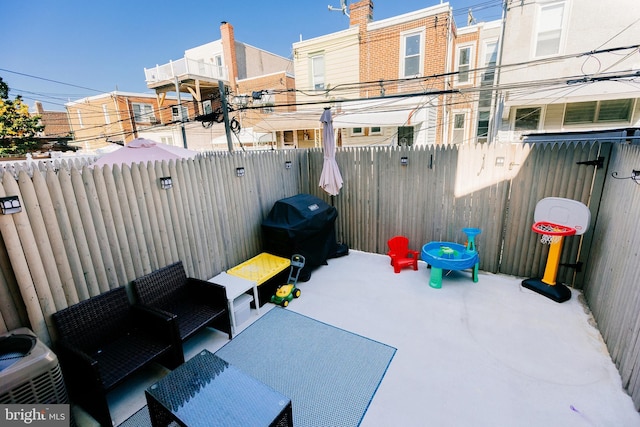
[581, 142, 640, 410]
[312, 142, 604, 285]
[0, 142, 638, 409]
[0, 150, 305, 344]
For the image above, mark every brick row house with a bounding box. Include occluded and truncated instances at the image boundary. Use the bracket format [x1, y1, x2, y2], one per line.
[62, 0, 640, 152]
[260, 0, 639, 147]
[64, 21, 293, 152]
[262, 0, 504, 147]
[286, 1, 458, 147]
[142, 21, 294, 151]
[65, 92, 194, 151]
[30, 101, 75, 153]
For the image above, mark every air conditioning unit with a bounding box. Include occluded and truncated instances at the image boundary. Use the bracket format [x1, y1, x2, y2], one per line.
[0, 327, 69, 404]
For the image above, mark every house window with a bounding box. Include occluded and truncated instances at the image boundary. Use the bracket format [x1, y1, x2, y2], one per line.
[214, 55, 223, 76]
[535, 2, 565, 57]
[311, 54, 325, 90]
[514, 107, 542, 131]
[370, 126, 382, 135]
[478, 42, 498, 108]
[132, 103, 154, 122]
[476, 111, 490, 143]
[564, 99, 633, 124]
[202, 100, 213, 115]
[398, 126, 414, 146]
[484, 41, 498, 68]
[456, 46, 472, 84]
[160, 136, 174, 145]
[401, 31, 423, 78]
[452, 113, 466, 144]
[351, 127, 363, 136]
[172, 105, 188, 122]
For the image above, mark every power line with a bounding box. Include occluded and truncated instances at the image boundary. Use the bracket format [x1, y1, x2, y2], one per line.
[0, 68, 106, 93]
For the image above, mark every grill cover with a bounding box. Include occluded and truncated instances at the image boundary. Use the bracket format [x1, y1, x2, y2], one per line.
[262, 194, 339, 281]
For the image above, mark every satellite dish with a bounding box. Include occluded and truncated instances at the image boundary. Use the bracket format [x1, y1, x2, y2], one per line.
[328, 0, 349, 17]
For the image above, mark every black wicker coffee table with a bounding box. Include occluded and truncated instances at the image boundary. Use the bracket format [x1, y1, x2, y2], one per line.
[145, 350, 292, 427]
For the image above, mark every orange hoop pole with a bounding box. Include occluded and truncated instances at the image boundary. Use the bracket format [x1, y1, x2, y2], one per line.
[542, 236, 564, 285]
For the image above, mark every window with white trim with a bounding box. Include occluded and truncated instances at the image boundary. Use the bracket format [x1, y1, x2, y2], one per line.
[310, 54, 325, 90]
[456, 46, 472, 84]
[452, 112, 466, 144]
[132, 103, 154, 123]
[476, 111, 490, 143]
[480, 41, 498, 94]
[202, 100, 213, 114]
[370, 126, 382, 135]
[401, 30, 424, 78]
[171, 105, 188, 122]
[535, 1, 565, 57]
[564, 99, 633, 124]
[214, 55, 223, 76]
[351, 127, 363, 136]
[514, 107, 542, 131]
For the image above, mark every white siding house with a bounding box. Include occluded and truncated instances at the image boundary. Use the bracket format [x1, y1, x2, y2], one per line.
[497, 0, 640, 140]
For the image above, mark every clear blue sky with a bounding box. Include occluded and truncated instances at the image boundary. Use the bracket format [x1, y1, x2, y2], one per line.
[0, 0, 503, 111]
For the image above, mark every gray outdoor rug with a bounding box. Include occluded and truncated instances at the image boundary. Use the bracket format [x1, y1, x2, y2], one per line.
[119, 307, 395, 427]
[216, 307, 396, 427]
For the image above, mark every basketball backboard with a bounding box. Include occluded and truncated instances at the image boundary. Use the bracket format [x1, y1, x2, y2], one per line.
[533, 197, 590, 235]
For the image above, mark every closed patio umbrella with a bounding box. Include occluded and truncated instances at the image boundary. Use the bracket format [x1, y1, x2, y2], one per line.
[318, 108, 343, 197]
[92, 137, 197, 167]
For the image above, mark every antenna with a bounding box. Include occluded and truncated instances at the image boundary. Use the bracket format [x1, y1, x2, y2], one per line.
[328, 0, 349, 17]
[467, 9, 476, 25]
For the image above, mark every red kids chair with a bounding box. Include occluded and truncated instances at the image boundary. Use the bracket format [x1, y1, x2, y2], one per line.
[387, 236, 420, 273]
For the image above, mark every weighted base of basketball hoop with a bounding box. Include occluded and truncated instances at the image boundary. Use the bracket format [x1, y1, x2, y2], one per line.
[521, 278, 572, 303]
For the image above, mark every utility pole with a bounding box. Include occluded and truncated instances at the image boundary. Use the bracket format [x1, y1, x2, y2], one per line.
[489, 0, 508, 143]
[219, 81, 234, 152]
[175, 77, 188, 148]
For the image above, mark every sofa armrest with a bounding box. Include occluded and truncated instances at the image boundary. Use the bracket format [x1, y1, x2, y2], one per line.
[132, 304, 180, 343]
[132, 304, 184, 367]
[186, 277, 227, 306]
[54, 339, 103, 390]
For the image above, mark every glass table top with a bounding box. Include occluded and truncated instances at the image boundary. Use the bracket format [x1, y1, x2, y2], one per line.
[146, 350, 290, 426]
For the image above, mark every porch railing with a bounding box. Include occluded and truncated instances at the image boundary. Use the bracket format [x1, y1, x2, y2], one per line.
[144, 57, 228, 84]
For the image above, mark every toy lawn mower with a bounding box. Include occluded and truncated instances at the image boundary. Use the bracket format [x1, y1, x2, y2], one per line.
[271, 254, 305, 307]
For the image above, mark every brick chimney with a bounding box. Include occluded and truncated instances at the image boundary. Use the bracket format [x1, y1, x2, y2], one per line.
[34, 101, 44, 114]
[349, 0, 374, 27]
[220, 21, 239, 91]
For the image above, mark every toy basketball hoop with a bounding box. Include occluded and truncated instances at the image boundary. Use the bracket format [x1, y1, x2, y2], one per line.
[532, 221, 576, 245]
[522, 197, 591, 303]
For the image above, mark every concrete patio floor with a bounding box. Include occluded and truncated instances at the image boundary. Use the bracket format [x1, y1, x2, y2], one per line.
[91, 250, 639, 427]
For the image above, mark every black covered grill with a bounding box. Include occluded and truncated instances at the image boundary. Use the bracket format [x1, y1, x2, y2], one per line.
[262, 194, 344, 281]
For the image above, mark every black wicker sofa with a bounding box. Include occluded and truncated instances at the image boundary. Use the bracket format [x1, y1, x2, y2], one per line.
[132, 261, 232, 342]
[52, 286, 184, 427]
